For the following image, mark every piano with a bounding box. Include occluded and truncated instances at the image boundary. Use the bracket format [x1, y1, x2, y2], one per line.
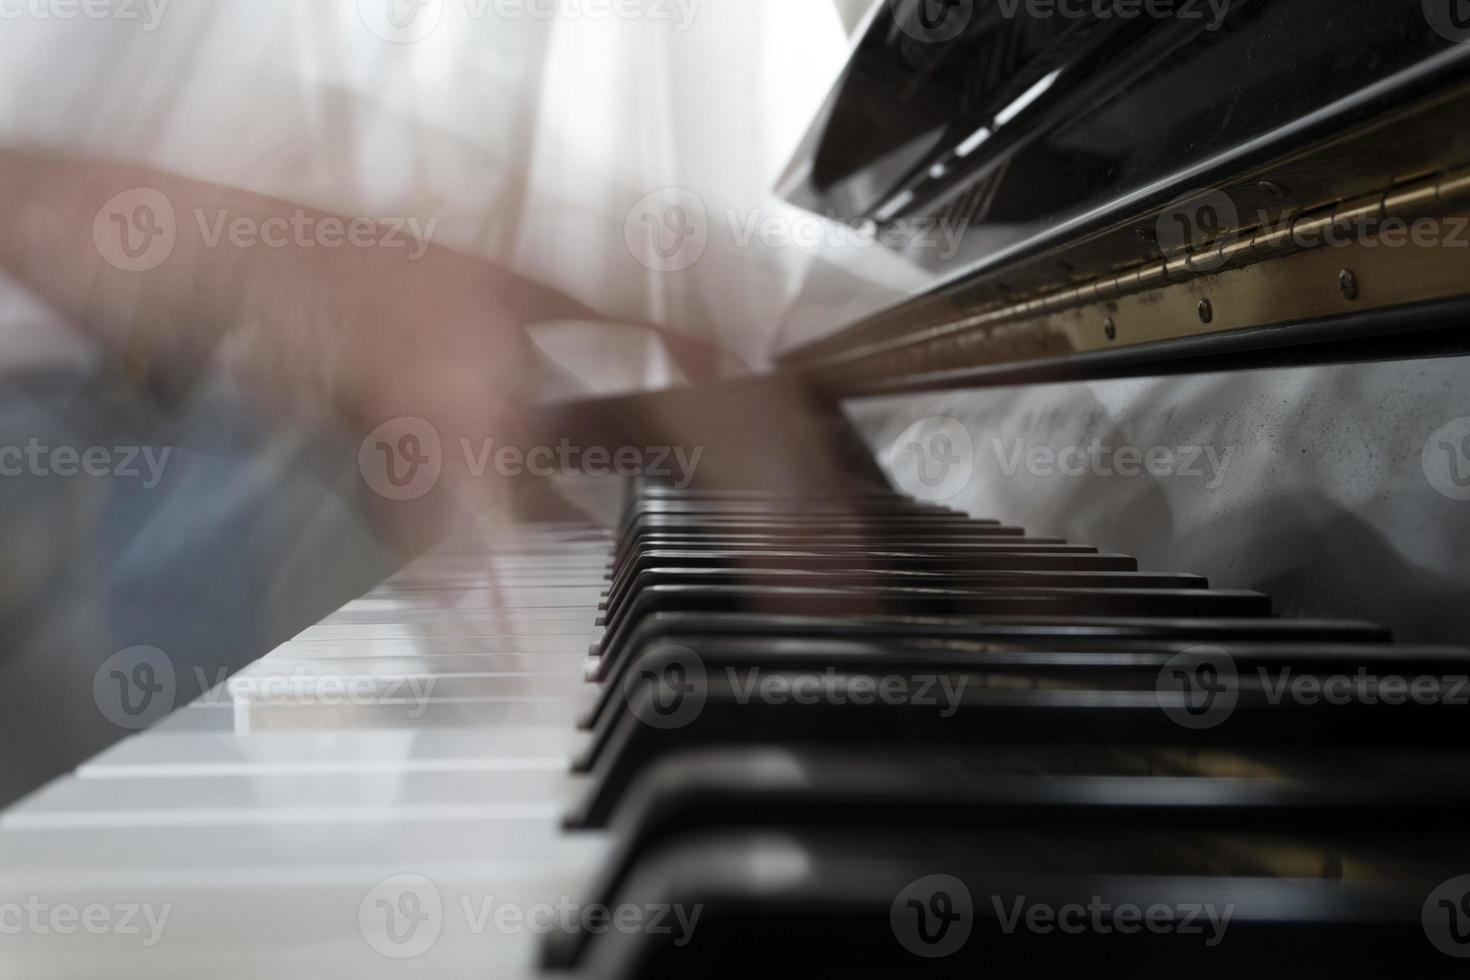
[5, 1, 1470, 976]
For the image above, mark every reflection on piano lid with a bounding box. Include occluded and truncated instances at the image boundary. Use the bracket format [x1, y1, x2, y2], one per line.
[777, 0, 1470, 390]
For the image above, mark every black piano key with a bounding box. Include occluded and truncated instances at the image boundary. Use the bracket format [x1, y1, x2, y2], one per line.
[600, 550, 1144, 612]
[605, 550, 1140, 595]
[613, 522, 1041, 564]
[614, 503, 974, 527]
[591, 612, 1394, 686]
[606, 540, 1102, 584]
[581, 636, 1467, 734]
[576, 830, 1468, 979]
[592, 586, 1275, 685]
[571, 659, 1470, 827]
[546, 742, 1470, 969]
[597, 568, 1208, 631]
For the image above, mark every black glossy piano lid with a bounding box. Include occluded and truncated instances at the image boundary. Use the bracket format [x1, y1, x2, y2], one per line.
[779, 0, 1468, 274]
[771, 0, 1470, 386]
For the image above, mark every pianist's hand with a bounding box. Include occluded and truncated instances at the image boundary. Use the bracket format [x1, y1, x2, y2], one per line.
[0, 148, 733, 549]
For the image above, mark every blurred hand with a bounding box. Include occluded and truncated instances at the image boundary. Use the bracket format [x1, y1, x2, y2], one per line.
[0, 147, 741, 549]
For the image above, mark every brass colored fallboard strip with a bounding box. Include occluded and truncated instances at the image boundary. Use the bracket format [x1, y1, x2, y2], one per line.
[794, 167, 1470, 387]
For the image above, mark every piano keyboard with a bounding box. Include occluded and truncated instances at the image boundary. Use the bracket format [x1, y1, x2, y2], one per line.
[4, 482, 1470, 976]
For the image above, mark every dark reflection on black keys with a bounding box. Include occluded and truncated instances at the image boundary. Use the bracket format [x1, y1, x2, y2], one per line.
[575, 830, 1470, 980]
[591, 612, 1393, 687]
[546, 742, 1470, 970]
[572, 647, 1470, 827]
[600, 550, 1145, 616]
[606, 540, 1101, 587]
[592, 587, 1276, 686]
[576, 483, 1464, 977]
[598, 568, 1207, 634]
[583, 636, 1470, 734]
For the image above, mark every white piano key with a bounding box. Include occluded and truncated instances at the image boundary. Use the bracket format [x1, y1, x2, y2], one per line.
[287, 625, 600, 644]
[78, 728, 589, 777]
[0, 818, 604, 880]
[142, 699, 589, 735]
[0, 871, 599, 980]
[3, 770, 581, 829]
[222, 671, 591, 700]
[1, 520, 615, 980]
[243, 655, 589, 676]
[311, 606, 603, 625]
[327, 590, 605, 618]
[233, 700, 592, 734]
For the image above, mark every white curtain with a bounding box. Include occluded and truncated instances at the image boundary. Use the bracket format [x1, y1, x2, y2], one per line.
[0, 0, 917, 376]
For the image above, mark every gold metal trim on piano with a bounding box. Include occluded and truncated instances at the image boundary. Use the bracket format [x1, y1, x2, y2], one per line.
[784, 79, 1470, 388]
[794, 169, 1470, 388]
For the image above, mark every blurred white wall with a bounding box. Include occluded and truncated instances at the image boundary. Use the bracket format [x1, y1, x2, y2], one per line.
[0, 0, 918, 372]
